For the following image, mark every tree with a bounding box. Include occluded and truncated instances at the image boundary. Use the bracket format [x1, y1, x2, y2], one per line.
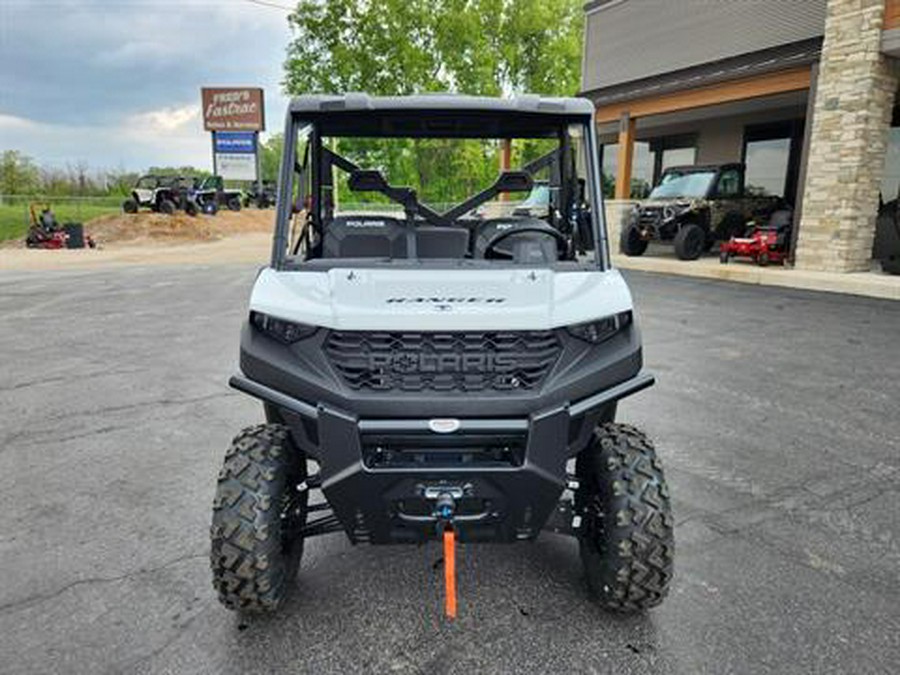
[145, 166, 211, 179]
[284, 0, 583, 97]
[0, 150, 40, 195]
[282, 1, 584, 204]
[259, 134, 285, 183]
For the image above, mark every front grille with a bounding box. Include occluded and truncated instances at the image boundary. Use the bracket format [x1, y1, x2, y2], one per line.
[361, 431, 526, 468]
[639, 207, 663, 224]
[324, 330, 561, 393]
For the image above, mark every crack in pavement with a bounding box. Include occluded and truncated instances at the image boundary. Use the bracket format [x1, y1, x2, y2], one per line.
[0, 551, 207, 616]
[669, 462, 900, 563]
[0, 366, 147, 394]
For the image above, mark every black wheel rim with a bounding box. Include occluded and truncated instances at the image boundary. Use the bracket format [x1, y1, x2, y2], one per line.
[279, 479, 306, 552]
[580, 492, 610, 554]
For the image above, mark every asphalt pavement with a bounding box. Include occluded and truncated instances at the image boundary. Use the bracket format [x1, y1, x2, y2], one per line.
[0, 264, 898, 674]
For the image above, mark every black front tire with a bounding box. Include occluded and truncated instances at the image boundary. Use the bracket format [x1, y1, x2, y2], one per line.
[123, 198, 138, 214]
[184, 200, 199, 217]
[620, 224, 649, 257]
[227, 196, 242, 212]
[158, 199, 176, 215]
[210, 424, 308, 613]
[576, 423, 674, 612]
[673, 223, 705, 260]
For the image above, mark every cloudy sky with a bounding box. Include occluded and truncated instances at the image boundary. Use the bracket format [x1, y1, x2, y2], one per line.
[0, 0, 294, 171]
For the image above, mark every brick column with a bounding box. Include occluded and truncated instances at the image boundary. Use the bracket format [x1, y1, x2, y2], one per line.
[795, 0, 899, 272]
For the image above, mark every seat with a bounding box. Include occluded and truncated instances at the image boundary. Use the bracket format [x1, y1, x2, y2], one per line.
[322, 216, 407, 258]
[414, 226, 470, 259]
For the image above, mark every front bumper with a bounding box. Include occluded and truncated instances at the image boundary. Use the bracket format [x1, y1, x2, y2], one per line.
[229, 371, 654, 544]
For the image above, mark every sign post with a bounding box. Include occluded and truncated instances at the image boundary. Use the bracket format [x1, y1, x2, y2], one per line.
[201, 87, 265, 194]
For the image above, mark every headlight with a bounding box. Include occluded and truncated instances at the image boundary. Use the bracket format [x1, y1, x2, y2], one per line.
[567, 311, 632, 344]
[250, 311, 317, 344]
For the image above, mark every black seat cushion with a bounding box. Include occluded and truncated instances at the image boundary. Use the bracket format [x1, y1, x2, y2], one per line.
[415, 226, 470, 258]
[322, 216, 407, 258]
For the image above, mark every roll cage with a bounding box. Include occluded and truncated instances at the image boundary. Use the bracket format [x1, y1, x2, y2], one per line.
[270, 97, 610, 270]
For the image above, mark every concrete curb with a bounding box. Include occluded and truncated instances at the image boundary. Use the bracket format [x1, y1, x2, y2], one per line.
[612, 254, 900, 301]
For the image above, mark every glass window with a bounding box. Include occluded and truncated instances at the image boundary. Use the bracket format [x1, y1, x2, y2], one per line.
[649, 169, 716, 199]
[599, 141, 652, 198]
[661, 146, 696, 173]
[601, 142, 617, 198]
[631, 142, 653, 199]
[282, 118, 601, 267]
[716, 168, 741, 197]
[881, 127, 900, 203]
[744, 137, 790, 197]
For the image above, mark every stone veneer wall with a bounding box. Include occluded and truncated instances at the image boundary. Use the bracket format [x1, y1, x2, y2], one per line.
[603, 199, 636, 253]
[796, 0, 899, 272]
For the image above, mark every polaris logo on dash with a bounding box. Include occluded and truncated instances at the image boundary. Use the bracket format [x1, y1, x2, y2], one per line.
[386, 297, 506, 304]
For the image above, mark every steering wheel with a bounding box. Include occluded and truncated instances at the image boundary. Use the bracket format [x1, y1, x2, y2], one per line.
[482, 224, 570, 260]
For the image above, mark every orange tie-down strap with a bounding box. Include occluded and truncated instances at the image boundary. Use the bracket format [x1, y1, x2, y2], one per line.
[443, 527, 457, 619]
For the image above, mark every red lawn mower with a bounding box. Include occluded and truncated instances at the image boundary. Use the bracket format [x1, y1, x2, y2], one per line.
[719, 209, 791, 266]
[25, 204, 95, 250]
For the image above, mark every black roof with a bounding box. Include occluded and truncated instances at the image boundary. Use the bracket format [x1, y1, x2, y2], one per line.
[288, 93, 594, 116]
[286, 94, 595, 139]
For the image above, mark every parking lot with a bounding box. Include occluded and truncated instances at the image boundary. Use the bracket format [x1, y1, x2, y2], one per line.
[1, 264, 898, 674]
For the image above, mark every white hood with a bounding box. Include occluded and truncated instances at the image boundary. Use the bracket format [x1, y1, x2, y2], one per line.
[249, 267, 633, 331]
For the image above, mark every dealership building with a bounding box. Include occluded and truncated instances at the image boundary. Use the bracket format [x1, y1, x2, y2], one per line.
[580, 0, 900, 273]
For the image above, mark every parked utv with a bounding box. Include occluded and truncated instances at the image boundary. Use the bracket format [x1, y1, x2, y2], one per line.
[194, 175, 242, 212]
[122, 175, 200, 216]
[874, 194, 900, 274]
[210, 94, 674, 618]
[244, 180, 277, 209]
[620, 163, 782, 260]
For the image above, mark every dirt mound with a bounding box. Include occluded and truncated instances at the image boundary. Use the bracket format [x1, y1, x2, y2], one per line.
[85, 210, 275, 246]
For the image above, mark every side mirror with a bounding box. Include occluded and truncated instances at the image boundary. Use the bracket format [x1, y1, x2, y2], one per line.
[348, 169, 389, 192]
[496, 170, 534, 194]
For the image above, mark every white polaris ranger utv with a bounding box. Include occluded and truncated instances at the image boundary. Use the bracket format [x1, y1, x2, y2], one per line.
[210, 94, 673, 617]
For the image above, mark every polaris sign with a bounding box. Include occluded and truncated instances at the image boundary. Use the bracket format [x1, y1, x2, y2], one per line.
[214, 131, 258, 180]
[214, 132, 256, 154]
[203, 87, 265, 185]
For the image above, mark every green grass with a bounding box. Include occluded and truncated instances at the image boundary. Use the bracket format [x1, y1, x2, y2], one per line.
[0, 197, 124, 242]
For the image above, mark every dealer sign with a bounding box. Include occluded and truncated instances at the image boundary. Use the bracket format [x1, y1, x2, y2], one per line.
[201, 87, 265, 131]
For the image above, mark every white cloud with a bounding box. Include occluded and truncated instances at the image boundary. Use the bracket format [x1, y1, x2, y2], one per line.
[92, 40, 195, 67]
[1, 0, 294, 167]
[0, 108, 211, 171]
[126, 104, 201, 134]
[0, 114, 38, 131]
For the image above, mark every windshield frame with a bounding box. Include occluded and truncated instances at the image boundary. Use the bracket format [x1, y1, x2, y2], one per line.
[648, 169, 717, 200]
[271, 110, 609, 271]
